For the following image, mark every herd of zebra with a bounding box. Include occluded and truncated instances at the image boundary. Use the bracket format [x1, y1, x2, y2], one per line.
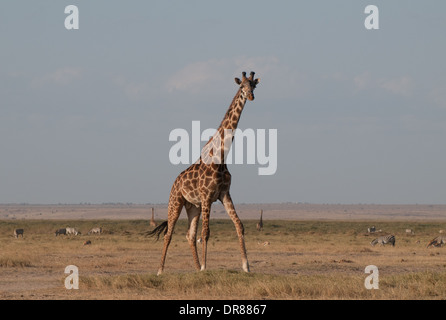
[370, 234, 446, 248]
[13, 227, 102, 238]
[11, 224, 446, 249]
[368, 227, 446, 248]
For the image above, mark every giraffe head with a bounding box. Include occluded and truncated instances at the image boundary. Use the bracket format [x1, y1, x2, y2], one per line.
[235, 71, 260, 101]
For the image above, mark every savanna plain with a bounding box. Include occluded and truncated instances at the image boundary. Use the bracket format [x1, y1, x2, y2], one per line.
[1, 203, 446, 300]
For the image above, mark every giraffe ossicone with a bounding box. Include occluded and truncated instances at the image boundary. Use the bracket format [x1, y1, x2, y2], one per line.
[148, 71, 260, 275]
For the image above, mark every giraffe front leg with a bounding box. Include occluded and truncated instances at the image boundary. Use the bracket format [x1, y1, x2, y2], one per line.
[200, 202, 211, 271]
[221, 193, 250, 273]
[185, 203, 201, 271]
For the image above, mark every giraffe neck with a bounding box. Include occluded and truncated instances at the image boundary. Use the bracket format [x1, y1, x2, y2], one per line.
[218, 88, 247, 132]
[200, 88, 247, 165]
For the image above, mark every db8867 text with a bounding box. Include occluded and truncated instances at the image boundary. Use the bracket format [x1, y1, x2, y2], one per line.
[223, 305, 266, 315]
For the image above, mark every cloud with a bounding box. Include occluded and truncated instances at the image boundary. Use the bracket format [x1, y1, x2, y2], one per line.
[166, 59, 228, 94]
[353, 73, 414, 97]
[112, 76, 158, 102]
[165, 56, 309, 98]
[379, 76, 414, 97]
[353, 72, 371, 90]
[429, 85, 446, 108]
[32, 67, 82, 87]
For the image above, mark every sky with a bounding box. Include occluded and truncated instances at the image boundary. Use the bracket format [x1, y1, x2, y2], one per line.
[1, 1, 446, 205]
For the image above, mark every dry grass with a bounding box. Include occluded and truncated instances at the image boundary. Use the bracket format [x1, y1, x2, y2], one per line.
[77, 270, 446, 300]
[1, 219, 446, 299]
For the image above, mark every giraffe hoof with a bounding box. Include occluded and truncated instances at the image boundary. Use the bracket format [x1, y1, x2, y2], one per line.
[157, 269, 163, 276]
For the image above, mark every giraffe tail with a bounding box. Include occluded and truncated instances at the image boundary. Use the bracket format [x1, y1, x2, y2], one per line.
[146, 221, 168, 241]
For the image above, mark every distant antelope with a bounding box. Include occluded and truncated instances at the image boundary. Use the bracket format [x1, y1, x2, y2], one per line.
[150, 207, 157, 227]
[426, 235, 446, 248]
[14, 228, 24, 238]
[256, 210, 263, 231]
[370, 234, 395, 247]
[405, 229, 414, 235]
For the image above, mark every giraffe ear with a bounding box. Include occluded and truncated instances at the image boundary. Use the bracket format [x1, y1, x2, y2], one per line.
[254, 78, 260, 85]
[235, 78, 241, 85]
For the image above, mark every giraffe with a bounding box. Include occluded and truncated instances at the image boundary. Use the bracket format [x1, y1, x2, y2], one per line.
[150, 207, 157, 227]
[149, 71, 260, 275]
[256, 209, 263, 231]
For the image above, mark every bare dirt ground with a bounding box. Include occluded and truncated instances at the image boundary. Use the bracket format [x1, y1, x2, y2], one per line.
[1, 203, 446, 300]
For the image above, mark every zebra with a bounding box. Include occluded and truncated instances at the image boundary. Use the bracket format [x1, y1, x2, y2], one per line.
[426, 235, 446, 248]
[370, 234, 395, 247]
[367, 226, 376, 233]
[14, 228, 24, 238]
[66, 227, 80, 235]
[88, 227, 102, 235]
[55, 228, 67, 236]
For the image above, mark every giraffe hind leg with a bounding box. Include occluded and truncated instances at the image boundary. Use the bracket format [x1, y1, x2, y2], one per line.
[156, 194, 184, 276]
